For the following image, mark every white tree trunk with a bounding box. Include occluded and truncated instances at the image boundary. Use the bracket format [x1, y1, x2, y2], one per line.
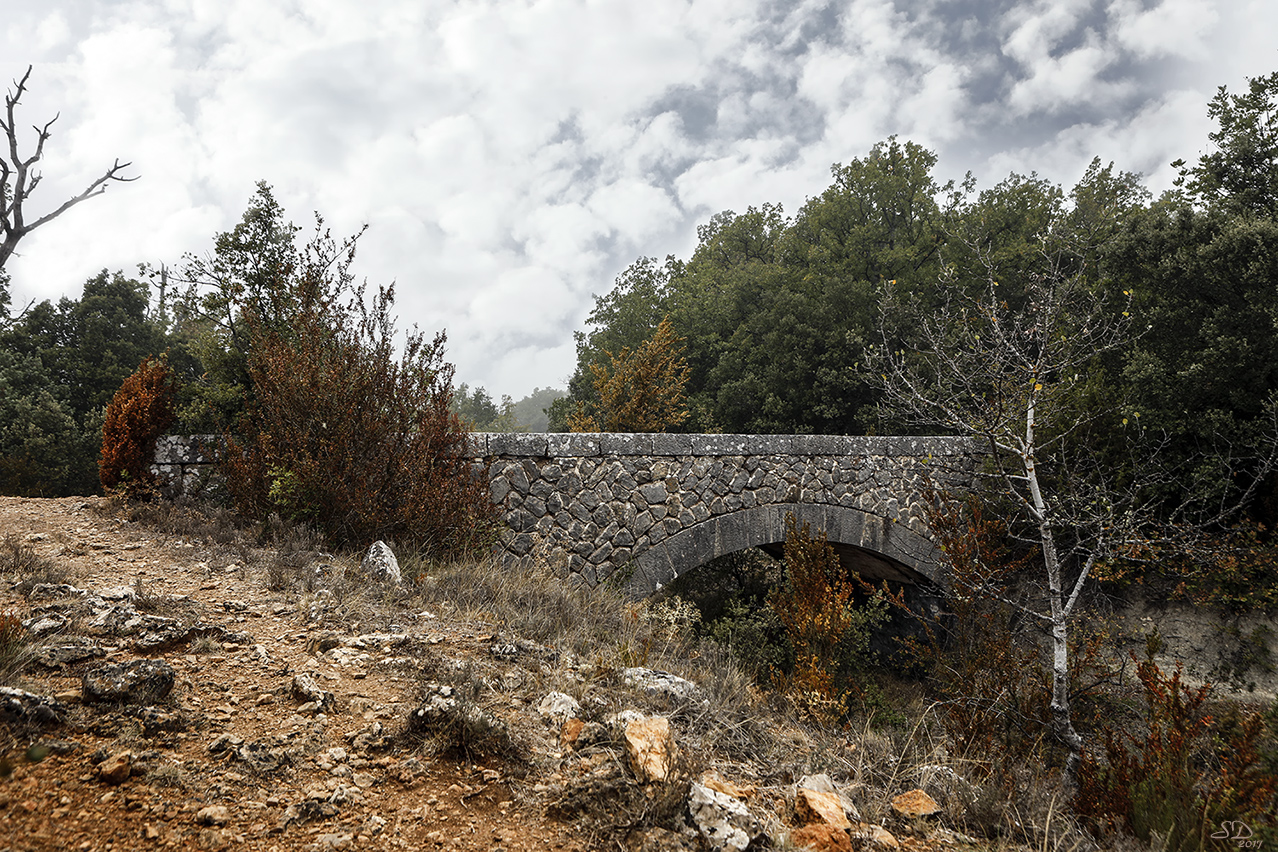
[1024, 390, 1083, 782]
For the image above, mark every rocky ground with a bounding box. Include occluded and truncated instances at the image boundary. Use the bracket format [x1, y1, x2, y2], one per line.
[0, 496, 1032, 852]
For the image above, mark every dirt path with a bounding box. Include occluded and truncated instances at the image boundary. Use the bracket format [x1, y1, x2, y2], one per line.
[0, 496, 586, 852]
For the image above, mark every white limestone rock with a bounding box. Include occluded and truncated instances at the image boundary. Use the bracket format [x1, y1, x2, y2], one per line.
[361, 541, 401, 584]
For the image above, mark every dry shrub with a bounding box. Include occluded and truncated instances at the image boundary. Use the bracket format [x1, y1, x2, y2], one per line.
[769, 513, 887, 721]
[220, 282, 494, 555]
[1, 533, 75, 593]
[99, 355, 177, 495]
[1075, 651, 1278, 851]
[0, 609, 32, 686]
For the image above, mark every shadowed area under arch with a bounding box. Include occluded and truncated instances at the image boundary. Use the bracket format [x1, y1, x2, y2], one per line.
[626, 502, 942, 598]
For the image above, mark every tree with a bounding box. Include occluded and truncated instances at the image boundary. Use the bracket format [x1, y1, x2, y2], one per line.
[0, 270, 171, 496]
[568, 316, 691, 432]
[876, 245, 1137, 781]
[1, 66, 136, 278]
[1104, 199, 1278, 519]
[99, 355, 177, 494]
[453, 383, 527, 432]
[190, 191, 492, 553]
[509, 387, 565, 432]
[224, 282, 492, 553]
[170, 182, 365, 431]
[1175, 71, 1278, 216]
[0, 348, 80, 495]
[558, 140, 955, 435]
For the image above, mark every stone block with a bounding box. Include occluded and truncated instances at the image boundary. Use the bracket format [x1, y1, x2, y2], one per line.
[487, 433, 548, 456]
[600, 433, 653, 455]
[546, 433, 601, 457]
[691, 434, 752, 455]
[650, 433, 694, 455]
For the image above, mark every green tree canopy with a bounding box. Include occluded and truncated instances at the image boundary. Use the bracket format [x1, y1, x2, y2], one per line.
[1177, 71, 1278, 216]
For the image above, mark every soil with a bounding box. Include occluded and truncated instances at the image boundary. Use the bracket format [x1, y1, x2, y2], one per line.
[0, 496, 589, 852]
[0, 496, 1057, 852]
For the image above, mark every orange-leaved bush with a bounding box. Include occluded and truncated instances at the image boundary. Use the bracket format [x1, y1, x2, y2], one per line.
[220, 281, 494, 556]
[769, 513, 886, 719]
[568, 316, 690, 433]
[99, 355, 177, 495]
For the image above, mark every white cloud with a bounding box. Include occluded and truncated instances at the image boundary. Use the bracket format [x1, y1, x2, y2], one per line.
[1111, 0, 1218, 61]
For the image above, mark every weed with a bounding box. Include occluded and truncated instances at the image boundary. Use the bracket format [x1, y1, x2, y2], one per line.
[144, 762, 186, 789]
[190, 636, 222, 655]
[1, 534, 76, 594]
[0, 609, 33, 686]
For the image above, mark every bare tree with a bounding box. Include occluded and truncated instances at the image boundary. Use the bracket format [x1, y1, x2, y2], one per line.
[875, 246, 1141, 782]
[1, 65, 137, 274]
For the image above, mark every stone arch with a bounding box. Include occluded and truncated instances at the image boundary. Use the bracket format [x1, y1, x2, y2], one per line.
[625, 502, 943, 598]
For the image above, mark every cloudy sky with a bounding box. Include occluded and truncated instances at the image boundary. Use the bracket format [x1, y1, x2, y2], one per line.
[2, 0, 1274, 400]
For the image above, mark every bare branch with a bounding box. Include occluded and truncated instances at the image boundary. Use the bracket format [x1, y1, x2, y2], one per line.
[0, 64, 137, 273]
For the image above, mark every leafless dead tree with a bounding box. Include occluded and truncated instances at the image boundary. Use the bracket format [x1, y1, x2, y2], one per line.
[876, 244, 1146, 784]
[0, 65, 137, 273]
[876, 233, 1278, 785]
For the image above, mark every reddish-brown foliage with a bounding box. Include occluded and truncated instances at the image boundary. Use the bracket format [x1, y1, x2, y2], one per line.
[220, 284, 495, 556]
[99, 355, 177, 495]
[1075, 653, 1277, 851]
[910, 489, 1121, 774]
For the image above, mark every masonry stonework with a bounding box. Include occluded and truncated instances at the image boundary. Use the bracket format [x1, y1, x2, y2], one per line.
[154, 433, 978, 597]
[472, 433, 978, 596]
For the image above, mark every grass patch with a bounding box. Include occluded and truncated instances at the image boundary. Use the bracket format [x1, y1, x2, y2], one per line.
[0, 609, 34, 687]
[1, 534, 77, 594]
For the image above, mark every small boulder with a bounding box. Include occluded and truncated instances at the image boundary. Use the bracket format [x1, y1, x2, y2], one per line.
[197, 805, 231, 826]
[622, 667, 698, 701]
[789, 823, 852, 852]
[796, 788, 851, 830]
[82, 659, 175, 705]
[361, 541, 401, 584]
[98, 751, 132, 785]
[890, 788, 941, 819]
[624, 716, 678, 783]
[0, 687, 66, 727]
[851, 823, 900, 849]
[560, 717, 585, 749]
[796, 773, 861, 825]
[687, 781, 762, 852]
[291, 673, 335, 713]
[536, 691, 581, 723]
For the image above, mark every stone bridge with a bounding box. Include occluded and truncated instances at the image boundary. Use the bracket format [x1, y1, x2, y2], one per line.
[471, 433, 978, 597]
[155, 433, 979, 597]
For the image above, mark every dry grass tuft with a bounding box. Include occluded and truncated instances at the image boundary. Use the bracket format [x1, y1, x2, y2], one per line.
[2, 534, 77, 594]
